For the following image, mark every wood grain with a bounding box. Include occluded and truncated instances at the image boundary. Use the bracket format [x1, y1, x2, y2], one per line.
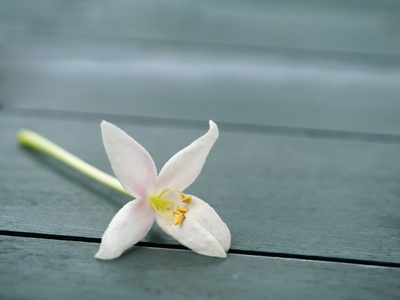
[1, 2, 400, 297]
[1, 0, 399, 55]
[1, 115, 399, 263]
[1, 1, 400, 135]
[1, 236, 400, 300]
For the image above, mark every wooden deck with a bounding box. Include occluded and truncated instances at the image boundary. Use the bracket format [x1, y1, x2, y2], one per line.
[1, 1, 400, 299]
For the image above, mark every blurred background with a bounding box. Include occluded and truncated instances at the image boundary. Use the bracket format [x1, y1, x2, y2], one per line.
[1, 0, 400, 134]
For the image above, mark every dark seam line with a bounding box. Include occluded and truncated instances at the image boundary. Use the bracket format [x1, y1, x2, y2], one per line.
[2, 107, 400, 145]
[0, 230, 101, 243]
[228, 249, 400, 269]
[1, 230, 400, 268]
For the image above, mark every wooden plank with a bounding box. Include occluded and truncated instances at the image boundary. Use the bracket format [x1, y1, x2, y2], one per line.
[1, 1, 400, 135]
[0, 0, 399, 55]
[1, 236, 400, 300]
[2, 49, 400, 136]
[1, 115, 400, 263]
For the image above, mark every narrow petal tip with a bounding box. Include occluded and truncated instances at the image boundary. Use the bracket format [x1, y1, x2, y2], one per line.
[100, 121, 157, 198]
[208, 120, 219, 139]
[95, 200, 155, 260]
[100, 120, 112, 131]
[95, 249, 121, 260]
[209, 119, 217, 128]
[156, 120, 220, 192]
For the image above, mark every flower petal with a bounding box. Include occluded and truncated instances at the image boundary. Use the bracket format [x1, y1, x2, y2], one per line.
[101, 121, 157, 198]
[155, 195, 230, 257]
[95, 199, 155, 260]
[156, 120, 219, 193]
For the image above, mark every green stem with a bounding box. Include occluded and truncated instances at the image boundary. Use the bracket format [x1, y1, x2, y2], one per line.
[17, 129, 130, 196]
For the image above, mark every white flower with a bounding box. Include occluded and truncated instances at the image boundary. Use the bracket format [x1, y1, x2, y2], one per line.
[95, 120, 231, 260]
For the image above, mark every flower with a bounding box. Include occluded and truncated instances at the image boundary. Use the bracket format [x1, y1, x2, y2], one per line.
[95, 120, 231, 260]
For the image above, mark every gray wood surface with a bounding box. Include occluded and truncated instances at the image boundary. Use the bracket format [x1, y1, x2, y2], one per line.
[1, 236, 400, 300]
[1, 0, 400, 298]
[3, 50, 400, 136]
[1, 0, 399, 55]
[1, 114, 399, 264]
[1, 0, 400, 135]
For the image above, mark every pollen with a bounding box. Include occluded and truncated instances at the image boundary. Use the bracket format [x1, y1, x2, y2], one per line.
[149, 188, 191, 225]
[176, 206, 188, 213]
[174, 213, 185, 225]
[182, 196, 192, 203]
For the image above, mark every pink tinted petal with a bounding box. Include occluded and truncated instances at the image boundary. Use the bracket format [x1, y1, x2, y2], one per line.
[101, 121, 157, 198]
[156, 120, 218, 193]
[95, 199, 155, 260]
[155, 195, 230, 258]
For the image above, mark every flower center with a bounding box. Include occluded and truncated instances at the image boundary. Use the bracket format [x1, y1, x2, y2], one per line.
[149, 189, 192, 225]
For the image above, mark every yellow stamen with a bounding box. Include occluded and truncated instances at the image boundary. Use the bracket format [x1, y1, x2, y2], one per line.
[182, 196, 192, 203]
[177, 206, 188, 213]
[174, 213, 185, 225]
[149, 188, 190, 225]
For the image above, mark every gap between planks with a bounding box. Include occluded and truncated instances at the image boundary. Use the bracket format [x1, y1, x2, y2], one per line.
[2, 107, 400, 145]
[1, 230, 400, 269]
